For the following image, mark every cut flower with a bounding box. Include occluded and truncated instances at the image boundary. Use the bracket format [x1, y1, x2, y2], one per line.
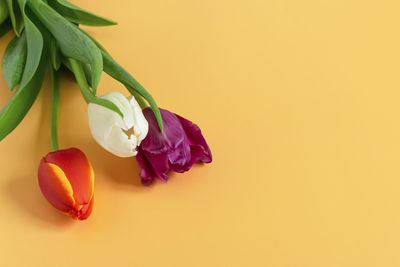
[137, 107, 212, 185]
[88, 92, 149, 157]
[38, 148, 94, 220]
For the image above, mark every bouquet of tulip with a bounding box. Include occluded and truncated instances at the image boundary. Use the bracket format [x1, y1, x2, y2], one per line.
[0, 0, 212, 220]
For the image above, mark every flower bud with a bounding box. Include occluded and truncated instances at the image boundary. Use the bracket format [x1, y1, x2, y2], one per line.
[88, 92, 149, 157]
[38, 148, 94, 220]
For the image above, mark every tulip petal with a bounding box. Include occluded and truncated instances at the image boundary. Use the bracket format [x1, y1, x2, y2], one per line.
[141, 108, 184, 154]
[44, 148, 94, 205]
[88, 92, 149, 157]
[141, 150, 169, 181]
[129, 96, 149, 143]
[38, 159, 76, 213]
[106, 124, 138, 157]
[76, 197, 94, 220]
[176, 114, 212, 163]
[137, 108, 212, 184]
[136, 148, 156, 179]
[168, 139, 191, 168]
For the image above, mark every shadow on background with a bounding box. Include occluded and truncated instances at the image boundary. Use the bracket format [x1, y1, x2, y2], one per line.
[4, 176, 73, 228]
[87, 143, 159, 191]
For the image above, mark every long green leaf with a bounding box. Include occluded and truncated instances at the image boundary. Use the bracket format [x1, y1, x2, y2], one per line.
[0, 0, 9, 25]
[2, 32, 27, 90]
[68, 58, 123, 117]
[0, 0, 48, 141]
[18, 0, 43, 87]
[102, 52, 164, 132]
[48, 0, 117, 27]
[0, 51, 47, 141]
[77, 28, 164, 132]
[28, 0, 103, 90]
[6, 0, 24, 36]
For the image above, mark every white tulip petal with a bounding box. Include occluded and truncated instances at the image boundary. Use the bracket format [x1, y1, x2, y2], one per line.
[105, 125, 138, 157]
[129, 96, 149, 144]
[88, 92, 149, 157]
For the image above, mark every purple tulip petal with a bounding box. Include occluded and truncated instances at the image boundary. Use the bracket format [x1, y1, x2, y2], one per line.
[176, 114, 212, 163]
[142, 150, 169, 182]
[168, 138, 191, 166]
[136, 148, 156, 179]
[141, 177, 154, 186]
[136, 107, 212, 185]
[141, 108, 184, 154]
[169, 140, 192, 173]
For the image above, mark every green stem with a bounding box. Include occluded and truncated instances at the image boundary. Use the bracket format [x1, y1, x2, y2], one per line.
[50, 68, 60, 151]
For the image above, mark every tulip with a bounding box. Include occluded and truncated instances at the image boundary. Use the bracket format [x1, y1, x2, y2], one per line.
[38, 148, 94, 220]
[136, 107, 212, 185]
[88, 92, 149, 157]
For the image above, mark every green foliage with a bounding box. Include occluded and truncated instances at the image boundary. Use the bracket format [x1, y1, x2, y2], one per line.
[0, 0, 47, 141]
[28, 0, 103, 91]
[68, 58, 123, 118]
[102, 52, 164, 132]
[50, 37, 61, 70]
[0, 0, 164, 143]
[48, 0, 117, 26]
[2, 31, 27, 90]
[0, 0, 9, 25]
[6, 0, 23, 36]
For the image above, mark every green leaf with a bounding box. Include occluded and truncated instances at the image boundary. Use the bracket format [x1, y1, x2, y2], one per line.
[0, 0, 9, 25]
[6, 0, 24, 36]
[68, 58, 123, 118]
[82, 63, 92, 88]
[90, 97, 124, 118]
[28, 0, 103, 90]
[0, 50, 47, 141]
[102, 52, 164, 132]
[0, 0, 48, 142]
[77, 26, 110, 56]
[2, 32, 27, 90]
[77, 28, 164, 132]
[50, 37, 61, 70]
[47, 0, 117, 27]
[18, 0, 43, 87]
[0, 18, 12, 37]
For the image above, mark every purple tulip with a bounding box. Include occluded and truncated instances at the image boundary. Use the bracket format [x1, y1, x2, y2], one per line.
[136, 107, 212, 185]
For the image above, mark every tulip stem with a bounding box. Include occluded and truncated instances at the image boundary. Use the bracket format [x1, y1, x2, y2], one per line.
[50, 68, 60, 151]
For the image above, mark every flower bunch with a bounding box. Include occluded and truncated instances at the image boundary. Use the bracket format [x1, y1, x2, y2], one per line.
[0, 0, 212, 220]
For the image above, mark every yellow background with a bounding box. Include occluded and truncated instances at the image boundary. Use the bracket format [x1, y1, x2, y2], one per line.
[1, 0, 400, 266]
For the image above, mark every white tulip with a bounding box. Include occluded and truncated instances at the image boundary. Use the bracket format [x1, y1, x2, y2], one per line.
[88, 92, 149, 157]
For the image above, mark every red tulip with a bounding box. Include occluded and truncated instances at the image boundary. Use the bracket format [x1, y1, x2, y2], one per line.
[38, 148, 94, 220]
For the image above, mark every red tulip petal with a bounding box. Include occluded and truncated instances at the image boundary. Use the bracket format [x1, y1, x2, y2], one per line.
[44, 148, 94, 205]
[76, 197, 94, 220]
[38, 159, 76, 213]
